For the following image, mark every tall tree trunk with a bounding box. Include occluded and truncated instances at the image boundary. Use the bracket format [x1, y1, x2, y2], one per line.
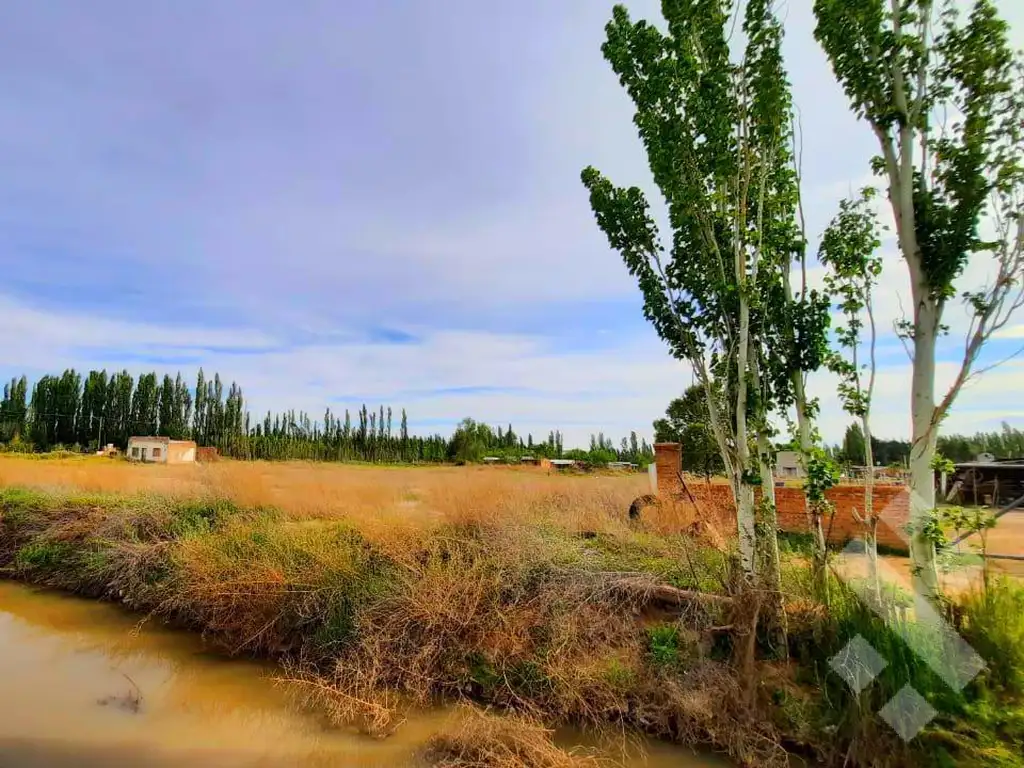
[910, 311, 940, 599]
[736, 280, 755, 577]
[861, 411, 879, 603]
[791, 372, 827, 577]
[735, 479, 757, 576]
[757, 431, 787, 654]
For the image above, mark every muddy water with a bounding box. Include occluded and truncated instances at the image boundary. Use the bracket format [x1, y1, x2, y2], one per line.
[0, 581, 726, 767]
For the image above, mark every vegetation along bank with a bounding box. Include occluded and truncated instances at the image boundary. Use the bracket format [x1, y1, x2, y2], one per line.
[2, 479, 1023, 767]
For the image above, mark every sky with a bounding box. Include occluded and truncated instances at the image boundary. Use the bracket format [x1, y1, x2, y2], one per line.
[0, 0, 1022, 448]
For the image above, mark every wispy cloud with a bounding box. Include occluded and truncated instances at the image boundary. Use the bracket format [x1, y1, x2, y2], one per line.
[0, 1, 1021, 446]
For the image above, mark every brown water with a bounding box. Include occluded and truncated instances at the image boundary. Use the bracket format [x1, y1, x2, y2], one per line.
[0, 581, 726, 767]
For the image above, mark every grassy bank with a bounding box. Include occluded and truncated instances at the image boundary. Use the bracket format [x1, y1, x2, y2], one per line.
[1, 484, 1022, 767]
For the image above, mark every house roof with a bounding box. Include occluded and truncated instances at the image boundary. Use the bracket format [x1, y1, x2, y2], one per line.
[128, 436, 197, 446]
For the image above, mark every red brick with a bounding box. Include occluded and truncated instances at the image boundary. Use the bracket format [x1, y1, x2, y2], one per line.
[651, 443, 909, 551]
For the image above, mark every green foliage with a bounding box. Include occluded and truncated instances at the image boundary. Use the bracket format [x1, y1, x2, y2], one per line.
[3, 367, 650, 465]
[653, 385, 724, 477]
[646, 624, 681, 669]
[931, 452, 956, 476]
[167, 499, 242, 537]
[814, 0, 1024, 297]
[582, 0, 832, 591]
[840, 423, 866, 466]
[784, 571, 1024, 765]
[960, 579, 1024, 698]
[820, 189, 882, 424]
[804, 449, 840, 506]
[449, 418, 495, 463]
[938, 423, 1024, 462]
[15, 540, 73, 571]
[777, 531, 817, 557]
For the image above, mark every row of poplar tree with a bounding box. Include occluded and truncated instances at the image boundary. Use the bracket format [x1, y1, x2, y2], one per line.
[0, 368, 652, 465]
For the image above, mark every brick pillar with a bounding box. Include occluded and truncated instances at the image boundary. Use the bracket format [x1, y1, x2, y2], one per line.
[654, 443, 682, 498]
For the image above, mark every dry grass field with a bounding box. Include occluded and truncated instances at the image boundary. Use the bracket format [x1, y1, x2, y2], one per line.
[0, 455, 650, 531]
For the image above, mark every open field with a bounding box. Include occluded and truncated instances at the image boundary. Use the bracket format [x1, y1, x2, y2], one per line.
[2, 454, 1024, 766]
[0, 456, 655, 538]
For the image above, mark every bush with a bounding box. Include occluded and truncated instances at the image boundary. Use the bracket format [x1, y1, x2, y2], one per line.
[959, 578, 1024, 698]
[15, 540, 73, 570]
[647, 624, 680, 669]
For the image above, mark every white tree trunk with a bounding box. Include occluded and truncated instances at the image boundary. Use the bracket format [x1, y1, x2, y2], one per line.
[757, 432, 783, 593]
[909, 304, 940, 599]
[736, 478, 757, 575]
[861, 412, 879, 602]
[791, 372, 827, 566]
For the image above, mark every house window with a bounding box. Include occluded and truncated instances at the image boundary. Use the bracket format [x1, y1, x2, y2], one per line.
[131, 447, 140, 458]
[152, 448, 161, 459]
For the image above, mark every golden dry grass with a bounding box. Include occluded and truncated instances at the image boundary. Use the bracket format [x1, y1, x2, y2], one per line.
[0, 455, 648, 531]
[424, 705, 608, 768]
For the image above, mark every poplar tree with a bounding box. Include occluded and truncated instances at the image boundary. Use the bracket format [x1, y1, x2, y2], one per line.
[820, 190, 884, 600]
[814, 0, 1024, 596]
[581, 0, 819, 591]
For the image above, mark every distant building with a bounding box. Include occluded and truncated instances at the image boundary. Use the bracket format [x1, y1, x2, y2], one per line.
[482, 456, 501, 464]
[519, 456, 541, 466]
[549, 459, 577, 471]
[775, 450, 804, 479]
[127, 436, 197, 464]
[607, 461, 638, 471]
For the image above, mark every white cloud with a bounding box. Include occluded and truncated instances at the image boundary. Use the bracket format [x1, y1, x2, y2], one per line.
[0, 294, 688, 447]
[4, 293, 1021, 449]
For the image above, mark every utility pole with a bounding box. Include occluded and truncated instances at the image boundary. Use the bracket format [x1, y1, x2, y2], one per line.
[94, 414, 104, 453]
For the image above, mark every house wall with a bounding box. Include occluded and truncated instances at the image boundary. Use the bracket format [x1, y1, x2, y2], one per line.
[166, 441, 197, 464]
[653, 443, 910, 552]
[127, 438, 169, 464]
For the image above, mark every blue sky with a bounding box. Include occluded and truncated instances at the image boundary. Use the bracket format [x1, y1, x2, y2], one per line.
[1, 0, 1022, 447]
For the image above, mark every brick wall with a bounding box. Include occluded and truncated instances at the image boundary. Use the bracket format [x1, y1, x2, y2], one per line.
[653, 443, 910, 552]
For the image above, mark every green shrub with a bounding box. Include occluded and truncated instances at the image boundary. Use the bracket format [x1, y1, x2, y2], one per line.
[647, 624, 680, 669]
[959, 578, 1024, 698]
[15, 540, 73, 570]
[167, 498, 245, 537]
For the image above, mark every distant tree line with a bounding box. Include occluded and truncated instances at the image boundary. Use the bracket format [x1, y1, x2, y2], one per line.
[826, 422, 1024, 468]
[0, 368, 653, 466]
[935, 423, 1024, 464]
[653, 388, 1024, 474]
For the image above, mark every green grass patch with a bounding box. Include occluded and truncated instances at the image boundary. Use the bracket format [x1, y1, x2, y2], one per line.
[647, 623, 681, 669]
[14, 540, 74, 571]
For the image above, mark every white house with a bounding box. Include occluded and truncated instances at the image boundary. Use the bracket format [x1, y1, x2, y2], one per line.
[127, 436, 197, 464]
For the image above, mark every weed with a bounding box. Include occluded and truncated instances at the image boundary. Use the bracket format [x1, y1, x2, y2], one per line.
[424, 705, 604, 768]
[647, 624, 680, 669]
[14, 540, 73, 570]
[959, 578, 1024, 697]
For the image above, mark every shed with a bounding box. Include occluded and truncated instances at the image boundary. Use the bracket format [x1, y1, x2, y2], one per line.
[775, 451, 805, 479]
[127, 437, 197, 464]
[549, 459, 577, 471]
[948, 458, 1024, 506]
